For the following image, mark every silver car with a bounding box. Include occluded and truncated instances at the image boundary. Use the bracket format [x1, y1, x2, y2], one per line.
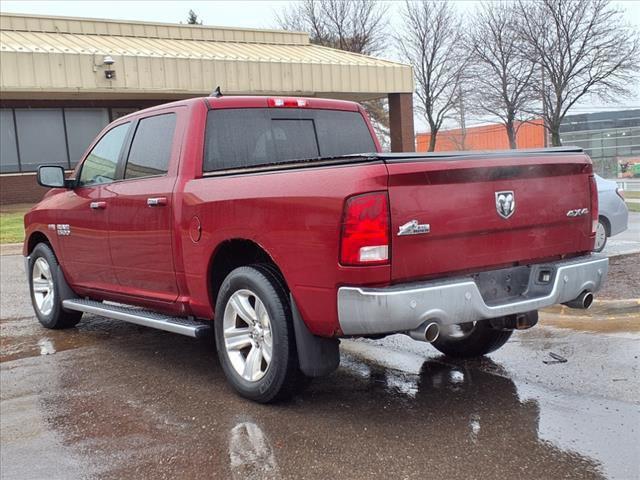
[594, 175, 629, 252]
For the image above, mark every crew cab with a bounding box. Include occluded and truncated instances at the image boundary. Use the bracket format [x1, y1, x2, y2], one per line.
[24, 96, 608, 403]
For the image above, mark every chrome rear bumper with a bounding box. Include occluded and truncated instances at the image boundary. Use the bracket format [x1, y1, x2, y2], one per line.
[337, 254, 608, 336]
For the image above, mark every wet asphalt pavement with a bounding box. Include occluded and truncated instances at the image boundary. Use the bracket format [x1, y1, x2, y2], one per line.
[1, 254, 639, 480]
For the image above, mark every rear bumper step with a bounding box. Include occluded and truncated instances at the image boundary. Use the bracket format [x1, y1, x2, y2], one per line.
[337, 254, 608, 336]
[62, 299, 211, 338]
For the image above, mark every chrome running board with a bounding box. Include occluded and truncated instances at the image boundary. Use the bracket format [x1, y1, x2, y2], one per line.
[62, 299, 211, 338]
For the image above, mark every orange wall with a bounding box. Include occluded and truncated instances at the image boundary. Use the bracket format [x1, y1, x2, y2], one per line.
[416, 119, 545, 152]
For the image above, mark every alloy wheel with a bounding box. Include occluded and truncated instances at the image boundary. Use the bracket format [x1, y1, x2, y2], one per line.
[595, 221, 607, 251]
[32, 257, 55, 316]
[223, 289, 273, 382]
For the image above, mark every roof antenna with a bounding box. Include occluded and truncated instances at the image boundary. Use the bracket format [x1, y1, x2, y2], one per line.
[211, 86, 223, 98]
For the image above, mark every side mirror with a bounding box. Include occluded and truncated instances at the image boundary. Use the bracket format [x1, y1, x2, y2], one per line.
[37, 165, 67, 188]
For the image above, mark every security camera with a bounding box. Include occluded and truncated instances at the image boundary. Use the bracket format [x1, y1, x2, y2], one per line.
[103, 55, 115, 66]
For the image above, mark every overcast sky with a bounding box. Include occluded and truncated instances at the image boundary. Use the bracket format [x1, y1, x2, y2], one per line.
[2, 0, 639, 130]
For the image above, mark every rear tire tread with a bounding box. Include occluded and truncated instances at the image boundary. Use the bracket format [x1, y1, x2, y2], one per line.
[431, 320, 512, 358]
[214, 264, 308, 403]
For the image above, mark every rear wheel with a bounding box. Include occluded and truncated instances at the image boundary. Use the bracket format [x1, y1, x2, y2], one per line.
[430, 319, 512, 358]
[28, 243, 82, 329]
[593, 218, 608, 252]
[214, 265, 308, 403]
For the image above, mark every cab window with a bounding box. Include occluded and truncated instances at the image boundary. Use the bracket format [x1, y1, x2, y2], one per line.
[78, 123, 130, 187]
[203, 109, 376, 172]
[124, 113, 176, 180]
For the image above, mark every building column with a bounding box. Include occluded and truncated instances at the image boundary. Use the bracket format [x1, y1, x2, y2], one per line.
[388, 93, 415, 152]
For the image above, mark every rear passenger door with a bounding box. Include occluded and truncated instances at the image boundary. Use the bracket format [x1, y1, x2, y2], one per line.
[107, 110, 181, 302]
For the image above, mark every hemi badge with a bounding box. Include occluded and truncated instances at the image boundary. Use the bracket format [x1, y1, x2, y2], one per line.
[398, 220, 430, 236]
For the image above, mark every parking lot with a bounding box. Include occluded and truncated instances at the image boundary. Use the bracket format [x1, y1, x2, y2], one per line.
[1, 244, 639, 479]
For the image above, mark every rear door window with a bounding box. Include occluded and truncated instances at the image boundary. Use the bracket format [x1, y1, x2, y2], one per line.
[124, 113, 176, 180]
[204, 108, 375, 172]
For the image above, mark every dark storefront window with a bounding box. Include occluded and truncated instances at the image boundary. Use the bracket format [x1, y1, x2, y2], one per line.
[0, 107, 110, 173]
[64, 109, 110, 166]
[0, 110, 19, 173]
[15, 109, 68, 171]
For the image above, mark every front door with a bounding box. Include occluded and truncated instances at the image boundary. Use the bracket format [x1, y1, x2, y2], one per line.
[59, 122, 131, 291]
[108, 111, 180, 302]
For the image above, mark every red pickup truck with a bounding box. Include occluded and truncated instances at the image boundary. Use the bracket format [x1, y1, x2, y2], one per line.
[25, 96, 608, 403]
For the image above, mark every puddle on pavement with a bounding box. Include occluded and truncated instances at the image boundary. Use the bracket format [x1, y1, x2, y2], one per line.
[2, 327, 637, 480]
[2, 306, 639, 479]
[339, 342, 638, 480]
[539, 300, 640, 334]
[0, 315, 146, 363]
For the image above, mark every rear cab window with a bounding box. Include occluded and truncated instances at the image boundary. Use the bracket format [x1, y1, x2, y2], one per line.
[203, 108, 376, 172]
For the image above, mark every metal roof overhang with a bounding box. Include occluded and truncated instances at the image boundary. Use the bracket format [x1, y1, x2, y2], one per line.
[0, 13, 413, 102]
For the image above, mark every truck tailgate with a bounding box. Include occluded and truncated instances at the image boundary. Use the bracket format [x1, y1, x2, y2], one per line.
[386, 153, 595, 283]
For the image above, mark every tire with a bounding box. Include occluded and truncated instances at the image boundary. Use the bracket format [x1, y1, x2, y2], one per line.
[593, 217, 608, 252]
[28, 243, 82, 329]
[214, 265, 308, 403]
[430, 320, 512, 358]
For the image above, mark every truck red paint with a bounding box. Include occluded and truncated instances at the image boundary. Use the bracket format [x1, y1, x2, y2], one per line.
[24, 96, 608, 403]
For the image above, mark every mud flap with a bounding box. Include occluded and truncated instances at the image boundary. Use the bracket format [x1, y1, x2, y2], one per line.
[290, 294, 340, 377]
[55, 263, 78, 306]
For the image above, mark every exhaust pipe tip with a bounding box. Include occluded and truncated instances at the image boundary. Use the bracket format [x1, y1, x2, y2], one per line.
[409, 322, 440, 343]
[563, 291, 594, 309]
[424, 322, 440, 343]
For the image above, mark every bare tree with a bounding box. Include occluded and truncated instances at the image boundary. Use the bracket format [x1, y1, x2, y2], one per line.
[467, 2, 538, 149]
[276, 0, 388, 55]
[397, 1, 469, 151]
[518, 0, 640, 146]
[276, 0, 391, 146]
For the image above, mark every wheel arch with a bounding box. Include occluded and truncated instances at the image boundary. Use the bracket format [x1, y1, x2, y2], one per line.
[206, 237, 340, 379]
[598, 214, 611, 237]
[207, 238, 288, 312]
[26, 230, 54, 255]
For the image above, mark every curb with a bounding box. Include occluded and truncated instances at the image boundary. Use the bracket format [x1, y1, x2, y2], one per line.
[605, 248, 640, 258]
[0, 243, 22, 256]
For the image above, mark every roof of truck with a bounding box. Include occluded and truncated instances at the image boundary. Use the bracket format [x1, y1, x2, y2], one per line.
[115, 96, 362, 121]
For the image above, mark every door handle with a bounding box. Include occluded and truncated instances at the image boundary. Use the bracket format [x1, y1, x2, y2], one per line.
[147, 197, 168, 207]
[90, 201, 107, 209]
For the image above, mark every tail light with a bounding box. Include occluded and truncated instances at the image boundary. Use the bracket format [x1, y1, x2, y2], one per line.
[588, 175, 598, 235]
[267, 97, 308, 108]
[616, 187, 625, 200]
[340, 192, 390, 266]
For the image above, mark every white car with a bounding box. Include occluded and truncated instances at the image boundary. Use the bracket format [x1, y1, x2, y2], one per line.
[594, 175, 629, 252]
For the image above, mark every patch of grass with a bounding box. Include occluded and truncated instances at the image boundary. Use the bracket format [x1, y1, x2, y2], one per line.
[624, 190, 640, 199]
[0, 206, 29, 244]
[626, 202, 640, 213]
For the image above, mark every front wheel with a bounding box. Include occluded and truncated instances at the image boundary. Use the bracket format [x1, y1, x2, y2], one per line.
[430, 320, 512, 358]
[214, 265, 308, 403]
[28, 243, 82, 329]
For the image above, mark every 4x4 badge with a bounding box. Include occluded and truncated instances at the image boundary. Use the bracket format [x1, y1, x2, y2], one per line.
[495, 191, 515, 219]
